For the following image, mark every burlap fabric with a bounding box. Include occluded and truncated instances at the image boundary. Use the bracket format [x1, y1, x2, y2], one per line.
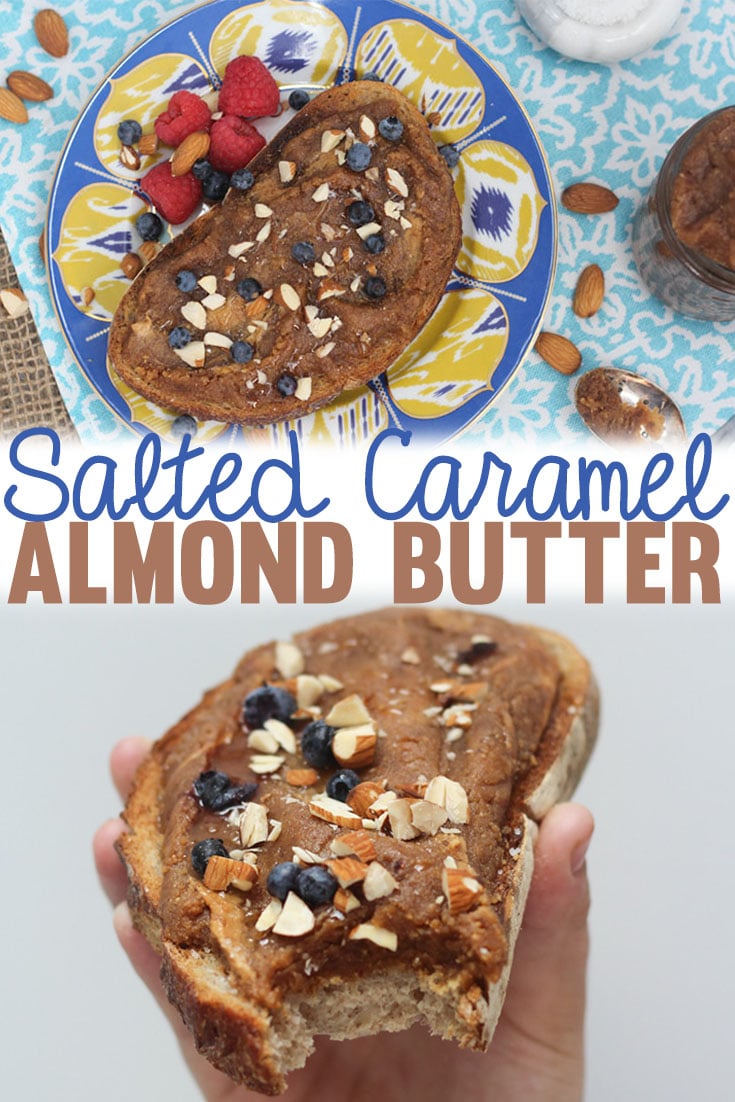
[0, 230, 76, 440]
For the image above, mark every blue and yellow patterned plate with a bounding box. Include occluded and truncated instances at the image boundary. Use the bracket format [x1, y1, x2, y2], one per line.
[47, 0, 556, 445]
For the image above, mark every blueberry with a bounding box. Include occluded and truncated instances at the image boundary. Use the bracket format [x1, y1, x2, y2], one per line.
[438, 143, 460, 169]
[175, 269, 198, 293]
[230, 168, 255, 191]
[237, 277, 263, 302]
[346, 142, 372, 172]
[277, 372, 297, 397]
[193, 770, 230, 806]
[365, 233, 386, 255]
[136, 212, 164, 241]
[171, 414, 198, 439]
[365, 276, 387, 300]
[347, 200, 375, 227]
[193, 771, 258, 812]
[378, 116, 404, 142]
[191, 838, 228, 877]
[291, 241, 316, 264]
[289, 89, 311, 111]
[326, 769, 361, 803]
[242, 684, 297, 729]
[192, 158, 213, 182]
[296, 866, 338, 908]
[168, 326, 192, 349]
[202, 169, 230, 202]
[117, 119, 142, 145]
[267, 861, 302, 901]
[301, 720, 337, 770]
[361, 70, 383, 82]
[231, 340, 254, 364]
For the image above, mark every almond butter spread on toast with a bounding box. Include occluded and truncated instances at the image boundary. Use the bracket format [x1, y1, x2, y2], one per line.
[108, 82, 462, 424]
[118, 608, 598, 1095]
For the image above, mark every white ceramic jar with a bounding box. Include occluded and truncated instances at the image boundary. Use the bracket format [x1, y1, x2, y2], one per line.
[516, 0, 683, 63]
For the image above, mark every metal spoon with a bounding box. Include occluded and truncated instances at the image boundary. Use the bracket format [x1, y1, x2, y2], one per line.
[574, 368, 687, 446]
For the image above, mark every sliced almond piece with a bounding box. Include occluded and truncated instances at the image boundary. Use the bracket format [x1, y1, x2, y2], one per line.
[197, 275, 217, 295]
[295, 674, 324, 708]
[367, 790, 398, 816]
[239, 802, 269, 848]
[313, 262, 330, 277]
[318, 673, 344, 693]
[316, 342, 335, 359]
[278, 160, 297, 183]
[317, 280, 346, 303]
[256, 221, 272, 243]
[325, 856, 369, 887]
[263, 717, 297, 754]
[0, 288, 30, 318]
[174, 341, 206, 368]
[202, 292, 226, 311]
[401, 646, 420, 665]
[292, 846, 324, 865]
[442, 866, 483, 915]
[254, 203, 274, 219]
[386, 167, 409, 197]
[138, 132, 158, 156]
[248, 728, 280, 754]
[332, 724, 377, 770]
[410, 799, 449, 835]
[275, 640, 304, 677]
[119, 144, 140, 170]
[386, 798, 421, 841]
[285, 767, 319, 787]
[203, 331, 232, 349]
[267, 820, 282, 842]
[308, 793, 362, 828]
[325, 694, 371, 728]
[276, 283, 301, 311]
[334, 888, 361, 913]
[295, 376, 313, 400]
[349, 923, 397, 951]
[321, 129, 345, 153]
[329, 829, 378, 862]
[273, 891, 315, 937]
[249, 754, 285, 775]
[356, 221, 382, 240]
[363, 861, 398, 900]
[203, 855, 258, 892]
[424, 776, 469, 824]
[181, 300, 207, 330]
[228, 241, 255, 258]
[308, 316, 333, 340]
[359, 115, 376, 141]
[347, 780, 386, 818]
[255, 899, 282, 932]
[312, 183, 330, 203]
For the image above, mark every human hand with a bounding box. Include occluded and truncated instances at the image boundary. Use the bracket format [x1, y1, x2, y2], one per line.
[94, 737, 593, 1102]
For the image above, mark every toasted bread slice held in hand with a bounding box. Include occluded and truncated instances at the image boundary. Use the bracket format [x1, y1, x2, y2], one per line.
[117, 608, 598, 1095]
[108, 83, 462, 425]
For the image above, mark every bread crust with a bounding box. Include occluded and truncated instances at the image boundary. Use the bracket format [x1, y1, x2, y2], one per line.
[117, 609, 598, 1094]
[108, 82, 462, 424]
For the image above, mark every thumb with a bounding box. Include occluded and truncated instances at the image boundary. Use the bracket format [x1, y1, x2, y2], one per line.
[492, 803, 593, 1099]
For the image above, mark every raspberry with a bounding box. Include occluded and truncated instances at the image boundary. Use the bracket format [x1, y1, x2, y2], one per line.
[218, 56, 280, 119]
[208, 115, 265, 176]
[155, 90, 211, 147]
[140, 163, 202, 225]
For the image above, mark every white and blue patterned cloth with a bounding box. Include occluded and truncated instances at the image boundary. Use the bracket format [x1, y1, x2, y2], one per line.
[1, 0, 733, 443]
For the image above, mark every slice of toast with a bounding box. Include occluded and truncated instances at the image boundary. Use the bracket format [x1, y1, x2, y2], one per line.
[108, 82, 461, 424]
[117, 608, 598, 1095]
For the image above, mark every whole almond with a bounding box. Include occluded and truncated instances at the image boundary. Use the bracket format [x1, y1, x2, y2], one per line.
[121, 252, 142, 279]
[561, 183, 619, 214]
[573, 264, 605, 318]
[7, 71, 54, 102]
[171, 130, 210, 177]
[34, 9, 69, 58]
[0, 87, 29, 124]
[535, 331, 582, 375]
[0, 288, 30, 318]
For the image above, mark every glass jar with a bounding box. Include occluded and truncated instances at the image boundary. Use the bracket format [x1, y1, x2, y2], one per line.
[632, 107, 735, 323]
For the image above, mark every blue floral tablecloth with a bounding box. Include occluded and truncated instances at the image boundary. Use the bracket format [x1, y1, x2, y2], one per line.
[1, 0, 733, 444]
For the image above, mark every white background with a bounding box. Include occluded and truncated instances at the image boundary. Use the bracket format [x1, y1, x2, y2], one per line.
[2, 596, 732, 1101]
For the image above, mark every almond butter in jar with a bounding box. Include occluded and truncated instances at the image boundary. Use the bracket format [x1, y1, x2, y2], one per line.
[632, 106, 735, 322]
